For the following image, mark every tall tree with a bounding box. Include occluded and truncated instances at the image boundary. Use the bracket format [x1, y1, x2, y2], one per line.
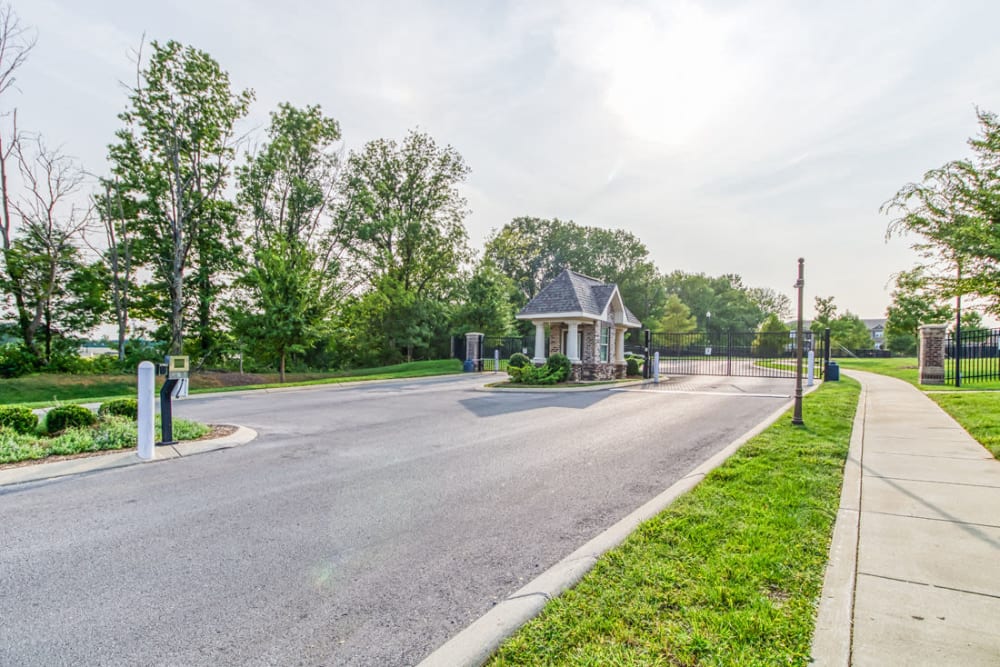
[452, 260, 516, 335]
[108, 40, 253, 355]
[755, 313, 791, 357]
[92, 179, 137, 361]
[0, 3, 36, 350]
[4, 136, 99, 363]
[883, 108, 1000, 314]
[336, 129, 471, 361]
[232, 103, 343, 381]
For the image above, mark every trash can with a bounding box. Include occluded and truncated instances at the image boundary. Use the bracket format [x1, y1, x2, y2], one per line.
[463, 359, 475, 372]
[825, 361, 840, 381]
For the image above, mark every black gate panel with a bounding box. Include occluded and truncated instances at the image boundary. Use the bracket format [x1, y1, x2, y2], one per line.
[648, 330, 824, 378]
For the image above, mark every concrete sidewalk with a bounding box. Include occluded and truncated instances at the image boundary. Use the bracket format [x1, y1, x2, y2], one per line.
[812, 370, 1000, 666]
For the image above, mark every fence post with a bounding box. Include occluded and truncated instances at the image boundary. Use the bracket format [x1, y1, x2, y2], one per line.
[726, 331, 732, 376]
[918, 324, 948, 385]
[643, 329, 652, 379]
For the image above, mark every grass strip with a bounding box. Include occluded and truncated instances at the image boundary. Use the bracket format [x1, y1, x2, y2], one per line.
[489, 378, 860, 666]
[928, 392, 1000, 459]
[0, 359, 463, 407]
[835, 357, 1000, 391]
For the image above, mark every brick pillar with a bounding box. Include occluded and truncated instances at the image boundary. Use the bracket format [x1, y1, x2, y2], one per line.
[918, 324, 947, 385]
[465, 332, 483, 369]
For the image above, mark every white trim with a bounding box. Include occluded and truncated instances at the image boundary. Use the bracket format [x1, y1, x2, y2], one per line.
[516, 311, 592, 321]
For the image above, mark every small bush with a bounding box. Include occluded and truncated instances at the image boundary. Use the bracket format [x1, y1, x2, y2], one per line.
[544, 353, 571, 383]
[98, 398, 138, 420]
[170, 418, 210, 441]
[44, 405, 97, 434]
[0, 405, 39, 434]
[0, 428, 46, 464]
[0, 343, 39, 378]
[626, 357, 640, 377]
[47, 427, 100, 456]
[508, 353, 531, 369]
[92, 416, 138, 450]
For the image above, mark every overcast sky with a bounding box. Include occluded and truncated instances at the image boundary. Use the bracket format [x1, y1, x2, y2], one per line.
[12, 0, 1000, 319]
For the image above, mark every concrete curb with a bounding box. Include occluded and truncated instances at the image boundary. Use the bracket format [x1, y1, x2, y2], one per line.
[0, 425, 258, 487]
[810, 371, 867, 665]
[419, 384, 820, 667]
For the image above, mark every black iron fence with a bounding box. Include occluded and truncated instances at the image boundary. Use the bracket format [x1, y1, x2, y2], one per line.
[646, 330, 827, 379]
[945, 327, 1000, 384]
[452, 335, 537, 371]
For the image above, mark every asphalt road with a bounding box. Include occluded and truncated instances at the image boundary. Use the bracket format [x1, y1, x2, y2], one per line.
[0, 373, 795, 666]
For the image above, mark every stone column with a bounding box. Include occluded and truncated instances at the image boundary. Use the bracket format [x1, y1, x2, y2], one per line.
[533, 322, 546, 364]
[567, 322, 580, 362]
[918, 324, 947, 385]
[465, 332, 483, 368]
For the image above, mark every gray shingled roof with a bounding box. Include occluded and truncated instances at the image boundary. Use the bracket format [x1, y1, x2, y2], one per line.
[517, 269, 641, 326]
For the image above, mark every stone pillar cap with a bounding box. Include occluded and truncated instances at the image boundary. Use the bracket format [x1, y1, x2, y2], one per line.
[918, 323, 949, 331]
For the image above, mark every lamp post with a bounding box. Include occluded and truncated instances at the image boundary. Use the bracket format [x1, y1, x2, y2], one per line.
[792, 258, 805, 426]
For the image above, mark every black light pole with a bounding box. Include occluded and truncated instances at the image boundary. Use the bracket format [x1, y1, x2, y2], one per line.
[792, 258, 805, 426]
[955, 261, 962, 388]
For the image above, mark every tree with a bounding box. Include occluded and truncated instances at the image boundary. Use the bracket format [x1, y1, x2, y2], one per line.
[452, 261, 516, 335]
[883, 108, 1000, 314]
[232, 103, 344, 381]
[830, 312, 874, 351]
[748, 286, 792, 320]
[884, 268, 951, 355]
[108, 40, 253, 355]
[755, 313, 791, 357]
[336, 129, 471, 361]
[657, 293, 697, 332]
[92, 179, 138, 361]
[0, 4, 35, 351]
[2, 136, 99, 364]
[483, 217, 666, 329]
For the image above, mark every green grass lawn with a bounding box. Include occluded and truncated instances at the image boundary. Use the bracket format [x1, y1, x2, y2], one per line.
[928, 392, 1000, 459]
[0, 359, 463, 407]
[489, 378, 860, 666]
[834, 357, 1000, 391]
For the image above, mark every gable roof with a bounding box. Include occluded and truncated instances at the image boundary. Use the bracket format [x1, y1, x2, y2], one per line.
[517, 269, 642, 327]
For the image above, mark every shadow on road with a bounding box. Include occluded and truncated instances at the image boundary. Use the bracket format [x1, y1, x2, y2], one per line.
[459, 391, 614, 418]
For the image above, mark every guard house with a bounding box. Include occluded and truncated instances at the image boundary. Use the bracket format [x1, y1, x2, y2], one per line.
[516, 269, 642, 381]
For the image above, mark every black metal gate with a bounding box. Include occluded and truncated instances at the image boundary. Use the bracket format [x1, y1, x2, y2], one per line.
[645, 330, 828, 379]
[946, 327, 1000, 385]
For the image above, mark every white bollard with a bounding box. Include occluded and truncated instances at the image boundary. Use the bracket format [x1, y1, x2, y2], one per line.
[137, 361, 155, 460]
[653, 351, 660, 384]
[494, 349, 500, 374]
[807, 350, 815, 387]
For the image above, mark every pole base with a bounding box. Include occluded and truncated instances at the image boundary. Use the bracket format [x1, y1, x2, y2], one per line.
[791, 418, 804, 426]
[156, 440, 177, 447]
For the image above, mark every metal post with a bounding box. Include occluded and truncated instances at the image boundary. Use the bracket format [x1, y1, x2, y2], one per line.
[653, 351, 660, 384]
[137, 361, 155, 460]
[807, 350, 815, 387]
[726, 330, 732, 376]
[494, 348, 500, 374]
[956, 262, 962, 387]
[644, 329, 652, 379]
[158, 378, 178, 445]
[824, 327, 831, 370]
[793, 258, 805, 426]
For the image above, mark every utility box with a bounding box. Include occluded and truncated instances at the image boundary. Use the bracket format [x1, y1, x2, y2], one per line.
[165, 355, 190, 379]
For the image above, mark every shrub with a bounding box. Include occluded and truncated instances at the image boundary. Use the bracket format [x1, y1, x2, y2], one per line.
[0, 405, 39, 434]
[98, 398, 138, 420]
[508, 352, 531, 369]
[626, 357, 640, 377]
[544, 353, 571, 383]
[0, 343, 39, 378]
[93, 416, 138, 450]
[44, 405, 97, 434]
[169, 418, 210, 441]
[0, 428, 46, 464]
[47, 427, 100, 456]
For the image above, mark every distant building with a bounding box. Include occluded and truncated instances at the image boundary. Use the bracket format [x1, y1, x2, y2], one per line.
[785, 318, 888, 349]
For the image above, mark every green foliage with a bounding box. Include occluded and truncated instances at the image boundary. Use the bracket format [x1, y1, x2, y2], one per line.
[161, 417, 209, 442]
[44, 405, 97, 433]
[92, 416, 138, 450]
[830, 312, 875, 351]
[98, 398, 138, 420]
[662, 271, 767, 333]
[657, 293, 697, 332]
[885, 268, 952, 345]
[884, 108, 1000, 315]
[0, 343, 39, 378]
[47, 427, 101, 455]
[108, 39, 254, 355]
[754, 313, 791, 357]
[233, 103, 343, 381]
[626, 357, 640, 376]
[508, 352, 530, 369]
[453, 261, 517, 335]
[0, 406, 38, 434]
[0, 429, 46, 464]
[509, 353, 572, 385]
[544, 353, 572, 382]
